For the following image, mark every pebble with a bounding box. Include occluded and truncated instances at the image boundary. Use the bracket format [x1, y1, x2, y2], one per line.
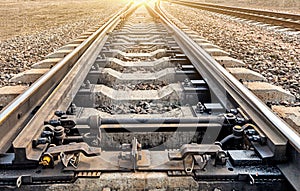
[163, 3, 300, 104]
[97, 101, 181, 115]
[112, 81, 167, 91]
[0, 6, 123, 88]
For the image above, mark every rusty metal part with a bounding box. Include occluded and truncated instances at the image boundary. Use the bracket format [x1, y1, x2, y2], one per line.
[168, 144, 224, 160]
[45, 142, 101, 157]
[119, 137, 142, 170]
[0, 2, 134, 154]
[0, 2, 299, 190]
[154, 0, 300, 157]
[11, 4, 138, 164]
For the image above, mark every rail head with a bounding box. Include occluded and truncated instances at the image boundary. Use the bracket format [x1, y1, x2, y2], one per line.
[174, 0, 300, 20]
[167, 0, 300, 30]
[152, 1, 300, 152]
[0, 2, 134, 154]
[0, 3, 298, 190]
[12, 3, 141, 163]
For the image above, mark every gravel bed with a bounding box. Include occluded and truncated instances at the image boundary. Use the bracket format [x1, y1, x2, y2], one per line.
[122, 67, 166, 73]
[163, 2, 300, 105]
[199, 0, 300, 14]
[97, 101, 181, 115]
[118, 55, 158, 62]
[111, 81, 167, 91]
[124, 48, 159, 53]
[0, 5, 126, 88]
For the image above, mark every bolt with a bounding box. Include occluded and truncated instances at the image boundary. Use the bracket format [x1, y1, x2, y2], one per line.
[196, 102, 205, 113]
[41, 131, 54, 138]
[54, 111, 66, 117]
[183, 78, 192, 87]
[44, 119, 61, 127]
[67, 103, 77, 115]
[246, 129, 256, 135]
[85, 80, 91, 89]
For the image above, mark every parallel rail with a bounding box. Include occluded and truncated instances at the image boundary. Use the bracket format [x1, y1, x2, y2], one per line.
[167, 0, 300, 31]
[159, 0, 300, 152]
[0, 1, 299, 190]
[0, 2, 134, 154]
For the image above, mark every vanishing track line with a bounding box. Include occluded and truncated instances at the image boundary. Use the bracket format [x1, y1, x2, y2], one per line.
[0, 1, 299, 190]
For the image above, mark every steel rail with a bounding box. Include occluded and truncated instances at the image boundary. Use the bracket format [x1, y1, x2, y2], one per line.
[0, 2, 298, 190]
[167, 0, 300, 30]
[0, 2, 133, 154]
[12, 3, 140, 163]
[176, 0, 300, 21]
[153, 1, 300, 152]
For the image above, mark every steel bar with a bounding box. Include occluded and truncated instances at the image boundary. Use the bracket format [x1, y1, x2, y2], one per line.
[152, 2, 299, 156]
[0, 2, 134, 154]
[170, 0, 300, 30]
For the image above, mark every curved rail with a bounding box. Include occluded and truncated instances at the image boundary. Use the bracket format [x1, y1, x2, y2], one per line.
[166, 0, 300, 30]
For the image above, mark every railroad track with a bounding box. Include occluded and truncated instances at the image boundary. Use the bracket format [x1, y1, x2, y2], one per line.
[0, 1, 299, 190]
[167, 0, 300, 31]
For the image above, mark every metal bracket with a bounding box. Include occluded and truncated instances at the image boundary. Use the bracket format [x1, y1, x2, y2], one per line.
[40, 142, 101, 167]
[169, 144, 225, 160]
[119, 137, 142, 170]
[169, 144, 226, 173]
[46, 142, 101, 157]
[60, 152, 80, 168]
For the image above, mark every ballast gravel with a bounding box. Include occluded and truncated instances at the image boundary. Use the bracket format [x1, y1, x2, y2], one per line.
[163, 2, 300, 105]
[0, 0, 127, 87]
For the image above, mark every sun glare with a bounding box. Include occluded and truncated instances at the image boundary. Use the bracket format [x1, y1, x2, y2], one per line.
[132, 0, 147, 3]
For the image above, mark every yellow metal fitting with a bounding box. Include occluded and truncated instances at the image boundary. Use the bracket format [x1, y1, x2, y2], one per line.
[39, 155, 52, 166]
